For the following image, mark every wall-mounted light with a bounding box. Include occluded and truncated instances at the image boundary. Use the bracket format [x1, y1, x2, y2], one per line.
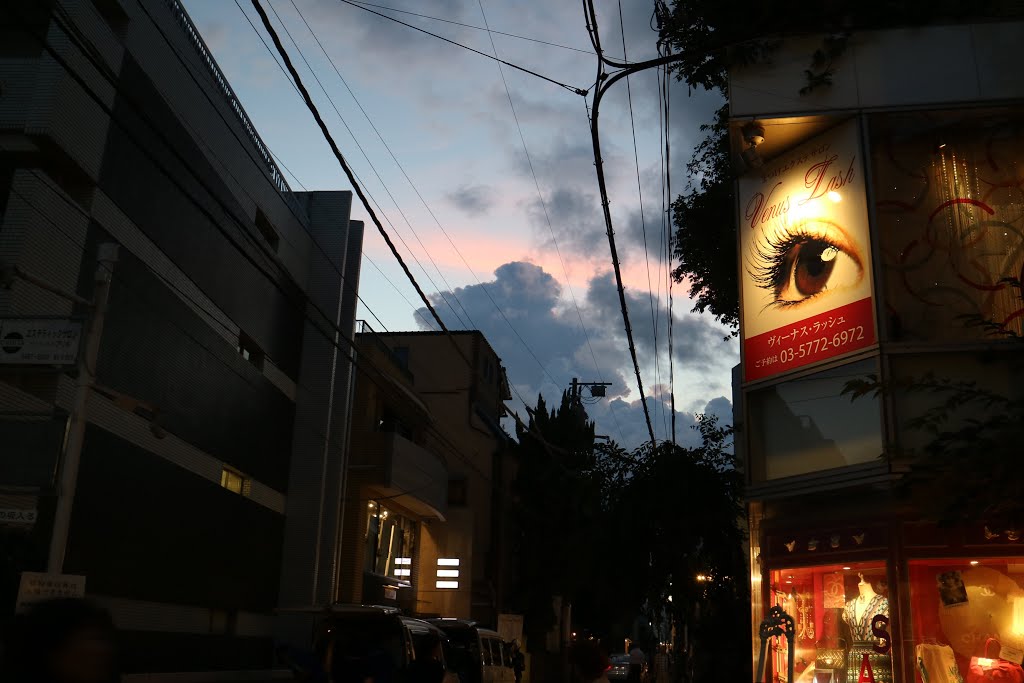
[739, 121, 766, 171]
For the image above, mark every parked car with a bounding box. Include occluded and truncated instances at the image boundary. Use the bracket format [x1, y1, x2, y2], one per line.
[428, 619, 514, 683]
[299, 605, 461, 683]
[405, 616, 460, 683]
[607, 654, 631, 681]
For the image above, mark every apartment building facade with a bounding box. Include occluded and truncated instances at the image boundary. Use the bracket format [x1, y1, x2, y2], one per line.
[338, 327, 514, 625]
[1, 0, 362, 675]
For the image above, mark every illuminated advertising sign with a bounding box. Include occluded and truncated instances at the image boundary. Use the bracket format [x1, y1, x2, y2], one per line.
[740, 120, 876, 382]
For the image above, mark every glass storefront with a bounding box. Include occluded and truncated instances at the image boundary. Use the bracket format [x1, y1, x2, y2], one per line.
[766, 561, 893, 683]
[909, 558, 1024, 683]
[364, 500, 416, 580]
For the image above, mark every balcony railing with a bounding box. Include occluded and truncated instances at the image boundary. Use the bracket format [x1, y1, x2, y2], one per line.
[357, 320, 414, 382]
[160, 0, 308, 225]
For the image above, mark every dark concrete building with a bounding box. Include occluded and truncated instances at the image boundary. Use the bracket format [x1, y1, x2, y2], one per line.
[1, 0, 362, 677]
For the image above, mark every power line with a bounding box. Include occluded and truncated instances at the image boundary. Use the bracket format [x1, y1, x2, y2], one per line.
[617, 0, 665, 442]
[247, 0, 554, 430]
[247, 0, 449, 336]
[472, 0, 626, 445]
[281, 0, 568, 398]
[259, 0, 472, 330]
[582, 0, 656, 446]
[345, 0, 598, 56]
[663, 64, 677, 445]
[133, 0, 423, 341]
[9, 173, 487, 482]
[14, 3, 520, 486]
[334, 0, 589, 96]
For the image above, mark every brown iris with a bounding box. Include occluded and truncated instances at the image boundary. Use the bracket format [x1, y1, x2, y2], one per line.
[779, 241, 839, 297]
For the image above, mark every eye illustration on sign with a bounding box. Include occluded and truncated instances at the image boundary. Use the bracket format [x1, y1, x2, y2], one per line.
[739, 120, 877, 382]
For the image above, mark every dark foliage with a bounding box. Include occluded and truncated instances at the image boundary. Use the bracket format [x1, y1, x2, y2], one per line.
[671, 104, 738, 332]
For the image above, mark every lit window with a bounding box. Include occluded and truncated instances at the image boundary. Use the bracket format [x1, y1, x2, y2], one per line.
[220, 467, 248, 496]
[436, 581, 459, 589]
[437, 558, 460, 567]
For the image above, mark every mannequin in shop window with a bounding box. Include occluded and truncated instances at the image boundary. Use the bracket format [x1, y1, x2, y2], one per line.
[842, 574, 892, 683]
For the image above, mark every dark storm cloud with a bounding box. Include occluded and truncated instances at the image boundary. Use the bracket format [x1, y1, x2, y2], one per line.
[415, 261, 736, 449]
[414, 261, 585, 393]
[526, 186, 604, 255]
[446, 184, 496, 215]
[583, 272, 735, 376]
[606, 395, 733, 449]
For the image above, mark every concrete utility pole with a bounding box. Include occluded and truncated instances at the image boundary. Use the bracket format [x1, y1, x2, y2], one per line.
[48, 243, 119, 573]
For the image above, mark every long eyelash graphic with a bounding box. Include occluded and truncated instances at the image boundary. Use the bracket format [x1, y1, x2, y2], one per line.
[748, 223, 846, 307]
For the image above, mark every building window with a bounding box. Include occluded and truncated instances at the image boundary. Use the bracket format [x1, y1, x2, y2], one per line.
[238, 332, 265, 371]
[908, 557, 1024, 681]
[766, 561, 892, 683]
[871, 108, 1024, 341]
[392, 346, 409, 371]
[448, 477, 467, 507]
[254, 209, 280, 251]
[364, 501, 416, 580]
[220, 467, 249, 496]
[748, 358, 883, 480]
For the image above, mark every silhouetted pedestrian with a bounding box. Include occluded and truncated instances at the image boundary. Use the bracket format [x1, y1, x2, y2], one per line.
[1, 598, 118, 683]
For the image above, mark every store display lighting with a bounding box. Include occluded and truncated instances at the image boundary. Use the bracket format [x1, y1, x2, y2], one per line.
[970, 561, 980, 566]
[843, 567, 852, 571]
[827, 191, 842, 202]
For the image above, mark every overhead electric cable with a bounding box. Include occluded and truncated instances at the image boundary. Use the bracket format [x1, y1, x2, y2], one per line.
[17, 3, 511, 485]
[261, 0, 471, 329]
[582, 0, 656, 446]
[10, 174, 487, 482]
[284, 0, 570, 397]
[617, 0, 665, 441]
[247, 0, 449, 335]
[248, 0, 555, 429]
[335, 0, 589, 96]
[663, 64, 677, 445]
[345, 0, 598, 55]
[473, 0, 627, 444]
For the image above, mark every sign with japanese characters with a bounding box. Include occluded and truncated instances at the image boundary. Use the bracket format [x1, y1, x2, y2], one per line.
[16, 572, 86, 613]
[0, 318, 83, 366]
[739, 120, 876, 382]
[0, 508, 38, 526]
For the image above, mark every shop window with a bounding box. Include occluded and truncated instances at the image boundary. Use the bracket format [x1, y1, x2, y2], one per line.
[909, 558, 1024, 683]
[748, 359, 883, 480]
[889, 350, 1024, 453]
[766, 562, 892, 683]
[363, 501, 416, 580]
[871, 108, 1024, 342]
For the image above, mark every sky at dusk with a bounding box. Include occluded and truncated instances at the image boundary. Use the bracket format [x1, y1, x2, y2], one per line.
[182, 0, 738, 448]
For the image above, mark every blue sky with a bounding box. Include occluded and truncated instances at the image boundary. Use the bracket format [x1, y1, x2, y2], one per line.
[182, 0, 737, 448]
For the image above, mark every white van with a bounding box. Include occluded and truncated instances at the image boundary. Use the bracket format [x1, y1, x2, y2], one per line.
[428, 620, 514, 683]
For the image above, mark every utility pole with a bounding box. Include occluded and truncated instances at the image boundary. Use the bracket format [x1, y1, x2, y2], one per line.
[583, 0, 683, 446]
[47, 243, 119, 573]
